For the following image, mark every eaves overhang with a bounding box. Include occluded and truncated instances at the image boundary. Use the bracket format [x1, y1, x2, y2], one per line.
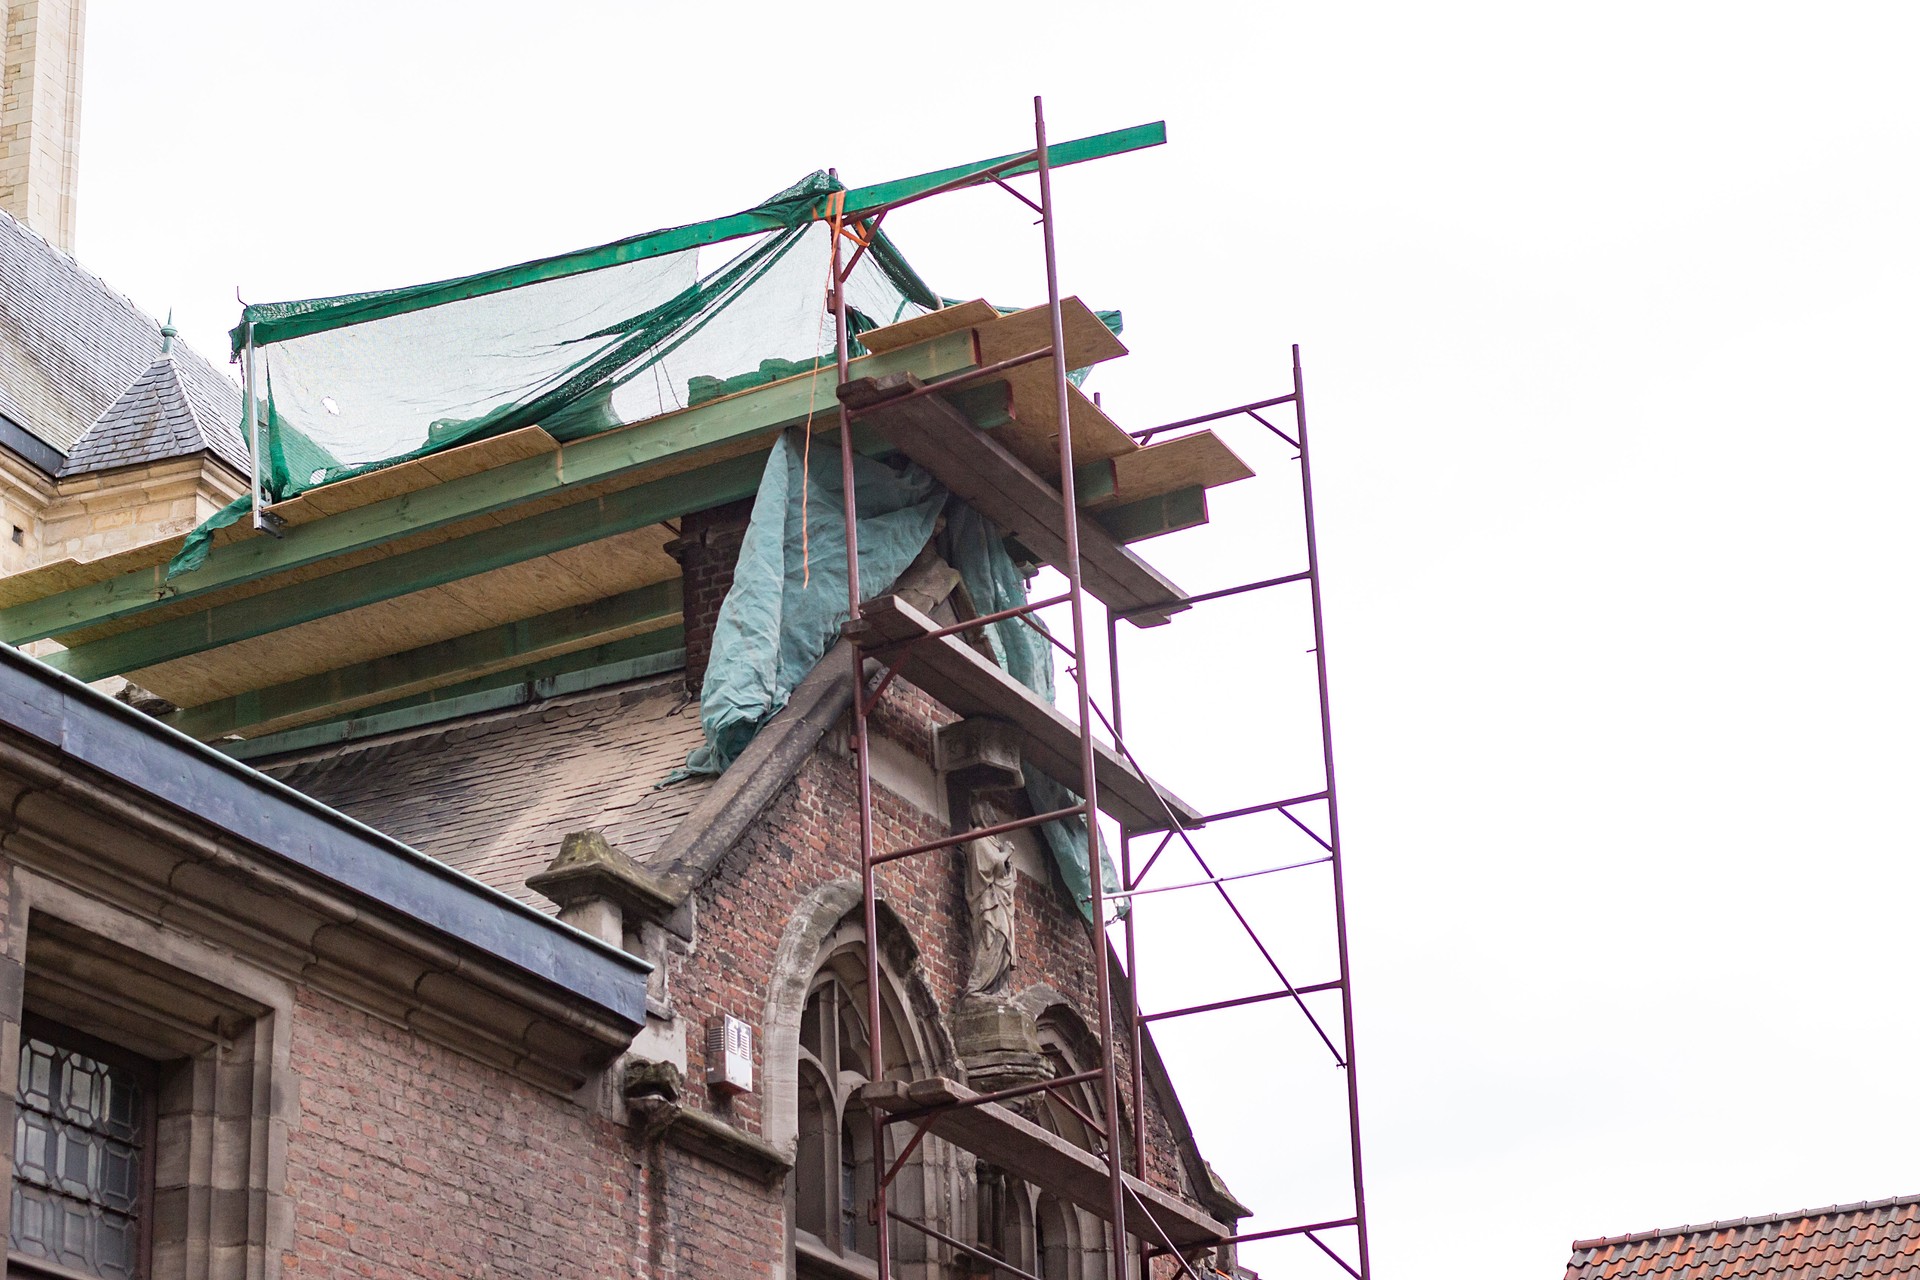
[0, 642, 651, 1030]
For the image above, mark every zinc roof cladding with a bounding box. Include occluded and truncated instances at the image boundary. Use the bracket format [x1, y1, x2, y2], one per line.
[0, 208, 246, 472]
[1565, 1195, 1920, 1280]
[261, 674, 716, 912]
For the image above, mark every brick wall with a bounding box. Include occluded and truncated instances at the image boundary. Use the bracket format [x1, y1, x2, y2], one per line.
[665, 721, 1193, 1200]
[671, 497, 755, 699]
[664, 495, 1194, 1199]
[282, 987, 645, 1280]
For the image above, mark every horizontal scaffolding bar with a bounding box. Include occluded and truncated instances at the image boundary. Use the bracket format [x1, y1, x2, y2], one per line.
[888, 1211, 1047, 1280]
[1184, 790, 1330, 830]
[884, 1068, 1104, 1121]
[1129, 392, 1300, 443]
[844, 347, 1055, 417]
[869, 805, 1087, 866]
[1113, 570, 1311, 621]
[1220, 1216, 1359, 1247]
[1096, 854, 1330, 903]
[1139, 979, 1343, 1025]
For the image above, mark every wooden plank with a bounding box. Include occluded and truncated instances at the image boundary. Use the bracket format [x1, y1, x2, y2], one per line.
[857, 299, 998, 355]
[267, 427, 560, 525]
[160, 580, 683, 740]
[862, 1076, 1228, 1251]
[0, 329, 977, 646]
[217, 635, 687, 762]
[998, 370, 1138, 479]
[126, 524, 685, 708]
[842, 595, 1200, 832]
[843, 374, 1186, 627]
[0, 537, 187, 611]
[973, 299, 1127, 371]
[44, 452, 761, 684]
[1087, 431, 1252, 510]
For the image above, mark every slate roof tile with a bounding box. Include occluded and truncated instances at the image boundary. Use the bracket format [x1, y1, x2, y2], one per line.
[260, 674, 716, 911]
[1567, 1197, 1920, 1280]
[1, 208, 246, 473]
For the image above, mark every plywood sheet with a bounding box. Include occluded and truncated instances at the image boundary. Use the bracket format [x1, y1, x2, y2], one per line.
[861, 1076, 1229, 1249]
[846, 375, 1186, 627]
[226, 613, 682, 740]
[973, 299, 1127, 370]
[266, 427, 559, 526]
[843, 594, 1200, 830]
[131, 524, 678, 707]
[855, 298, 998, 355]
[1100, 431, 1254, 509]
[0, 537, 184, 610]
[997, 369, 1138, 479]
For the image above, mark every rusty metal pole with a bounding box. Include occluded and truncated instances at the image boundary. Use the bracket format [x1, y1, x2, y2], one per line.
[1295, 344, 1372, 1280]
[1033, 95, 1131, 1279]
[1108, 611, 1152, 1280]
[829, 184, 893, 1279]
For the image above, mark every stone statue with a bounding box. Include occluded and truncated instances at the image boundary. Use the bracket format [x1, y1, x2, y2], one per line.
[963, 799, 1017, 997]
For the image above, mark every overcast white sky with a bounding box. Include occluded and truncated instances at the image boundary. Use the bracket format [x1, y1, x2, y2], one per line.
[68, 2, 1920, 1277]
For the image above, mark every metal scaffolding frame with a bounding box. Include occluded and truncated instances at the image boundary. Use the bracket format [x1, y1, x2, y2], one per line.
[826, 97, 1371, 1280]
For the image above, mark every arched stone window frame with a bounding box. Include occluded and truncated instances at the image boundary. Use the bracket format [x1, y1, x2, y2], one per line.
[986, 988, 1134, 1280]
[765, 883, 961, 1280]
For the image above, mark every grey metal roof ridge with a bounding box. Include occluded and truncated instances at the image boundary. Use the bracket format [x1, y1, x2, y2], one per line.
[0, 642, 651, 1024]
[1571, 1192, 1920, 1251]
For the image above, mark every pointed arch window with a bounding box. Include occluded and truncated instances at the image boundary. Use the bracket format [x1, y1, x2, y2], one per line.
[792, 947, 929, 1278]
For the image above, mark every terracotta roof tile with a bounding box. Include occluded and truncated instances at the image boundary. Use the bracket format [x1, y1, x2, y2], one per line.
[1567, 1197, 1920, 1280]
[260, 674, 716, 910]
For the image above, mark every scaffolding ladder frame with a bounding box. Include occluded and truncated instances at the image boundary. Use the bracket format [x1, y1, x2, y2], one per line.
[824, 97, 1372, 1280]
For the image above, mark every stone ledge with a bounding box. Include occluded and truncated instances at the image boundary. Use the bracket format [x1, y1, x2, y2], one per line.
[627, 1095, 792, 1186]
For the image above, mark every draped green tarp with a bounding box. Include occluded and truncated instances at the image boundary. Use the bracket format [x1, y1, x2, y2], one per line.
[666, 432, 1121, 922]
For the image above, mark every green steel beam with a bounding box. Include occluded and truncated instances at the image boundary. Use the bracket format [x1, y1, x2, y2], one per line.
[46, 453, 762, 684]
[327, 627, 685, 723]
[243, 122, 1167, 349]
[5, 330, 977, 647]
[217, 642, 688, 763]
[1094, 486, 1209, 544]
[840, 122, 1167, 217]
[161, 583, 684, 741]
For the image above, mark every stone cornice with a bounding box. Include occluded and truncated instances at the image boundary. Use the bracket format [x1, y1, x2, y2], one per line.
[0, 645, 651, 1093]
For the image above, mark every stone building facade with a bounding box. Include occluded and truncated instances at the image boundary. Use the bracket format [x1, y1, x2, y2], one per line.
[0, 5, 1246, 1272]
[0, 504, 1246, 1280]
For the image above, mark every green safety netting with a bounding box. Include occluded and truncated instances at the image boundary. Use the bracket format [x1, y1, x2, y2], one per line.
[666, 430, 1122, 920]
[182, 168, 1121, 917]
[169, 172, 937, 575]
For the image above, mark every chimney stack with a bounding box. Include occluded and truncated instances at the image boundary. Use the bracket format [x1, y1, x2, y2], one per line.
[1, 0, 87, 254]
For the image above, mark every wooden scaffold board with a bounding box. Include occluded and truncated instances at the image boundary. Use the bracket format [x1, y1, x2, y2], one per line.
[843, 594, 1201, 833]
[862, 1076, 1230, 1252]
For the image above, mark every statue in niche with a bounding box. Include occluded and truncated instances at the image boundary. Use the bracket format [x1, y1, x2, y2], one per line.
[964, 798, 1018, 997]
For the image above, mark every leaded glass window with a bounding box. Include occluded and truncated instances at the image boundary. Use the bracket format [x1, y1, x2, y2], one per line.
[9, 1025, 150, 1280]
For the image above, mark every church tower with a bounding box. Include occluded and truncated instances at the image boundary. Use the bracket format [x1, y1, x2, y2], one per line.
[1, 0, 87, 253]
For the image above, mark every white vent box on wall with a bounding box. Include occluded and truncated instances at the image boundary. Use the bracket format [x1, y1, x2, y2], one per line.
[707, 1015, 753, 1094]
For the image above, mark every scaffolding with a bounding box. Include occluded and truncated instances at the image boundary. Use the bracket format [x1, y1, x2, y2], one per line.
[828, 99, 1372, 1280]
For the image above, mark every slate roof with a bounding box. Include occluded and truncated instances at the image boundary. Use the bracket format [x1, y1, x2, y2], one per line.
[260, 673, 717, 912]
[58, 352, 243, 477]
[1565, 1195, 1920, 1280]
[0, 208, 246, 473]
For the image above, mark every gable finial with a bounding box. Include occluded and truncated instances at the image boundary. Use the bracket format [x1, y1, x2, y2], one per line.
[159, 309, 176, 356]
